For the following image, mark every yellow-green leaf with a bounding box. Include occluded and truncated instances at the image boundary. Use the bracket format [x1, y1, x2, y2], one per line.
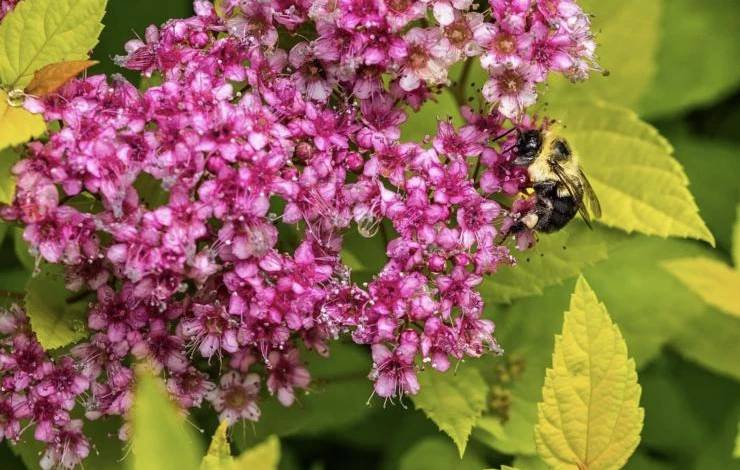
[534, 277, 644, 470]
[662, 257, 740, 318]
[24, 267, 88, 349]
[733, 204, 740, 268]
[548, 99, 714, 245]
[479, 224, 610, 304]
[0, 0, 107, 88]
[25, 59, 98, 96]
[546, 0, 661, 108]
[0, 147, 21, 204]
[230, 436, 280, 470]
[129, 372, 202, 470]
[201, 421, 232, 470]
[0, 90, 46, 151]
[399, 437, 487, 470]
[734, 421, 740, 459]
[412, 365, 488, 457]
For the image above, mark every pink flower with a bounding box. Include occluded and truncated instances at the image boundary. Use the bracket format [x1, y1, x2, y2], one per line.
[265, 349, 311, 406]
[398, 28, 455, 91]
[430, 0, 473, 26]
[207, 372, 261, 425]
[482, 63, 538, 118]
[0, 393, 31, 442]
[39, 420, 90, 470]
[180, 303, 239, 358]
[167, 367, 216, 408]
[369, 340, 420, 398]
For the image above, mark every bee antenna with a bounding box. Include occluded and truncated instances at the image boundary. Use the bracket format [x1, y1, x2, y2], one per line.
[501, 143, 517, 154]
[491, 127, 518, 142]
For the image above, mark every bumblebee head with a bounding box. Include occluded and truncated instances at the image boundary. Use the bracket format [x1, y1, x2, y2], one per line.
[512, 130, 542, 166]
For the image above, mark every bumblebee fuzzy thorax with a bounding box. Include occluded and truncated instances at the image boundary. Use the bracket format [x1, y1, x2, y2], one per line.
[508, 124, 601, 235]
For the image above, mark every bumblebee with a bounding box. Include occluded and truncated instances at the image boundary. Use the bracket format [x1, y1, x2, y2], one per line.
[508, 127, 601, 234]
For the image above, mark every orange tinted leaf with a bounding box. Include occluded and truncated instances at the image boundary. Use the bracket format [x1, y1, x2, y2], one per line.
[24, 60, 98, 96]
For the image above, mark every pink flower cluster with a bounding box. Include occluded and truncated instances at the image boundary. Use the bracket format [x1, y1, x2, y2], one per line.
[0, 0, 20, 22]
[0, 308, 90, 469]
[0, 0, 598, 467]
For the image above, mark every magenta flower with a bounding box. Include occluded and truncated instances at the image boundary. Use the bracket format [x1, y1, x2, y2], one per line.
[399, 28, 455, 91]
[0, 393, 31, 442]
[207, 372, 261, 425]
[39, 420, 90, 470]
[369, 341, 420, 398]
[180, 303, 239, 359]
[482, 62, 538, 118]
[266, 349, 311, 406]
[167, 367, 216, 408]
[0, 0, 604, 463]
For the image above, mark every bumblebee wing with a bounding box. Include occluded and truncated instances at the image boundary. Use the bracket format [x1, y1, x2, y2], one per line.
[551, 163, 593, 229]
[578, 168, 602, 219]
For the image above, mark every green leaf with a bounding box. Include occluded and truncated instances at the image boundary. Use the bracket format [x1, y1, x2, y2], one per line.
[0, 223, 7, 252]
[230, 436, 280, 470]
[0, 0, 107, 88]
[473, 285, 572, 457]
[400, 90, 462, 145]
[545, 0, 661, 108]
[692, 405, 740, 470]
[412, 364, 488, 457]
[0, 91, 46, 151]
[548, 100, 714, 245]
[734, 420, 740, 459]
[584, 236, 718, 367]
[512, 456, 549, 470]
[670, 302, 740, 382]
[473, 411, 538, 456]
[129, 372, 203, 470]
[479, 224, 609, 304]
[664, 135, 740, 253]
[14, 227, 37, 272]
[341, 226, 388, 274]
[24, 266, 88, 349]
[626, 451, 679, 470]
[639, 352, 740, 465]
[662, 257, 740, 318]
[534, 277, 644, 470]
[201, 421, 232, 470]
[232, 344, 373, 450]
[734, 204, 740, 269]
[0, 267, 31, 309]
[398, 437, 487, 470]
[638, 0, 740, 118]
[474, 236, 715, 457]
[0, 147, 21, 204]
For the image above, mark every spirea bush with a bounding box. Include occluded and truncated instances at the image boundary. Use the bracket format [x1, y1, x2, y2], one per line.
[0, 0, 737, 469]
